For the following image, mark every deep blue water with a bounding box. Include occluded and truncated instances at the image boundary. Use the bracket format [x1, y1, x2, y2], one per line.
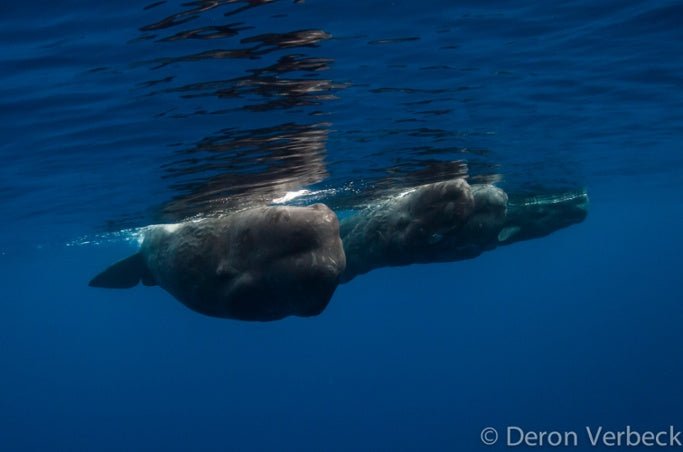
[2, 0, 683, 450]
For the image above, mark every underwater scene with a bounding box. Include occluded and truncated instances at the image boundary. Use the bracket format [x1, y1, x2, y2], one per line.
[2, 0, 682, 450]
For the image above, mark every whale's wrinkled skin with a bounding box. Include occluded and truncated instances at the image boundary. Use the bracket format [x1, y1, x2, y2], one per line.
[90, 204, 346, 321]
[339, 180, 588, 281]
[339, 181, 507, 281]
[90, 179, 588, 321]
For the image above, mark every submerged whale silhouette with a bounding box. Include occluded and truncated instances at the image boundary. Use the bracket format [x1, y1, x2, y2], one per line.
[90, 204, 345, 321]
[90, 179, 588, 321]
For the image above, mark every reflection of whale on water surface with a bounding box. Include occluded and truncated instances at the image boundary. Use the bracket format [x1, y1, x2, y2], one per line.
[158, 122, 332, 222]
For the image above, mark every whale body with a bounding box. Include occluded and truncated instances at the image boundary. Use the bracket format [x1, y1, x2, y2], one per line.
[90, 204, 346, 321]
[90, 179, 587, 321]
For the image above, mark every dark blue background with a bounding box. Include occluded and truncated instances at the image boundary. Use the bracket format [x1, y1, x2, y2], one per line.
[2, 0, 683, 450]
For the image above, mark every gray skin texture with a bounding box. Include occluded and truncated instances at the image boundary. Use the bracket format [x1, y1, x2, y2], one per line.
[90, 204, 346, 321]
[90, 179, 587, 320]
[339, 179, 588, 282]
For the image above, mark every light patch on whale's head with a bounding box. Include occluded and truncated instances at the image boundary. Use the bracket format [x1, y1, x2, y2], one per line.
[162, 223, 182, 234]
[395, 188, 417, 199]
[272, 190, 311, 204]
[498, 226, 520, 242]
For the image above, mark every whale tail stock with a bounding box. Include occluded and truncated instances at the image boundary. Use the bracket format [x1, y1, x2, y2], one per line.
[89, 252, 156, 288]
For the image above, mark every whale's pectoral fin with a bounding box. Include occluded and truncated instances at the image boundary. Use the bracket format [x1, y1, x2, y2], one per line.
[89, 252, 156, 289]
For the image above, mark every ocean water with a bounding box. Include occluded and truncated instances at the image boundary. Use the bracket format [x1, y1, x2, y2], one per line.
[1, 0, 682, 450]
